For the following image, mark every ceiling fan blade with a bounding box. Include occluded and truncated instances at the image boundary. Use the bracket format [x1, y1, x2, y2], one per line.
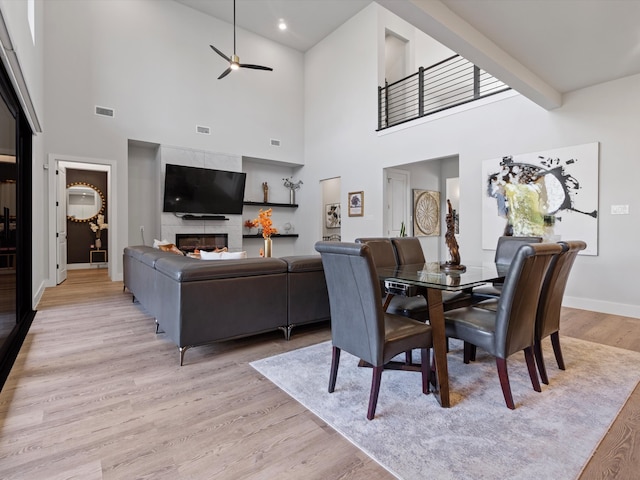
[218, 67, 232, 80]
[239, 64, 273, 72]
[210, 45, 230, 62]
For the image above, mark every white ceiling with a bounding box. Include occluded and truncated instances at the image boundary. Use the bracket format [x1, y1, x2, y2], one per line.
[175, 0, 371, 53]
[176, 0, 640, 96]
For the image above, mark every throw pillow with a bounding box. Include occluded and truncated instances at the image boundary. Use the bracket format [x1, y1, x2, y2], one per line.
[159, 243, 184, 255]
[199, 250, 223, 260]
[221, 251, 247, 259]
[153, 238, 172, 248]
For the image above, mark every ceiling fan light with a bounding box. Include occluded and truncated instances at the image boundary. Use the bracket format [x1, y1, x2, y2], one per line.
[230, 54, 240, 70]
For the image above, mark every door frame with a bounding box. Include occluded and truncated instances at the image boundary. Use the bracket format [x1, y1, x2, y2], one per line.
[383, 167, 411, 237]
[47, 153, 117, 285]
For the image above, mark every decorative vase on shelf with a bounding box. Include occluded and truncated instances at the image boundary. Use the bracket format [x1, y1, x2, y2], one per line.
[95, 238, 102, 249]
[264, 237, 272, 258]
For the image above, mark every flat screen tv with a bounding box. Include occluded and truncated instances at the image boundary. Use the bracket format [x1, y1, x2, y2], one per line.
[162, 164, 246, 215]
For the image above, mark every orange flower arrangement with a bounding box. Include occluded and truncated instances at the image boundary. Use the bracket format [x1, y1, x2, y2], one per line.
[254, 208, 278, 239]
[244, 219, 257, 229]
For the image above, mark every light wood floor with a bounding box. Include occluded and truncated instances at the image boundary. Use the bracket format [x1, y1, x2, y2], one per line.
[0, 269, 638, 479]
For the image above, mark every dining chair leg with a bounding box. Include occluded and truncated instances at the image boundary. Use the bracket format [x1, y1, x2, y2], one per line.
[406, 350, 413, 365]
[329, 346, 341, 393]
[534, 340, 549, 385]
[367, 366, 384, 420]
[496, 357, 515, 410]
[421, 348, 431, 394]
[463, 342, 476, 364]
[524, 346, 542, 392]
[550, 332, 566, 370]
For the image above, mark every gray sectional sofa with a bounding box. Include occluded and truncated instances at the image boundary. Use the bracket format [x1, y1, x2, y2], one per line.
[123, 246, 330, 365]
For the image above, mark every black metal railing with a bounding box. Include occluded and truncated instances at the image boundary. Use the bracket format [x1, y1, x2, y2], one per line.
[378, 55, 510, 130]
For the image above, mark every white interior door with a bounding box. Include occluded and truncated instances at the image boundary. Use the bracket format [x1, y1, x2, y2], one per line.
[56, 165, 68, 284]
[385, 169, 410, 237]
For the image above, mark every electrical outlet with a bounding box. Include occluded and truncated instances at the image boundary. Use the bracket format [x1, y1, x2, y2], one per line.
[611, 205, 629, 215]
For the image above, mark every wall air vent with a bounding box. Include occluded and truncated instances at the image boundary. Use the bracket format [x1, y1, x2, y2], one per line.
[196, 125, 211, 135]
[270, 138, 281, 147]
[95, 106, 115, 118]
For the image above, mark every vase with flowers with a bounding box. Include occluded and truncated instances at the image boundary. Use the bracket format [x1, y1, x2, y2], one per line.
[254, 208, 277, 257]
[89, 214, 108, 249]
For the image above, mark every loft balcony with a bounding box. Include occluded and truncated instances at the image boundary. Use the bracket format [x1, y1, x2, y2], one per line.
[378, 54, 511, 131]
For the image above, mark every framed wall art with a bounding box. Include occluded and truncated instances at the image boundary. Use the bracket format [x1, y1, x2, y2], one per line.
[326, 203, 341, 228]
[413, 189, 440, 236]
[348, 191, 364, 217]
[482, 142, 599, 255]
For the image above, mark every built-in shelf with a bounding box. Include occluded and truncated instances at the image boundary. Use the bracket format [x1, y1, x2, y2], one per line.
[242, 234, 299, 239]
[243, 201, 298, 208]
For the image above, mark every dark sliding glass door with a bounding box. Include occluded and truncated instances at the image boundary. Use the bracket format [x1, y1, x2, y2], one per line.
[0, 58, 35, 389]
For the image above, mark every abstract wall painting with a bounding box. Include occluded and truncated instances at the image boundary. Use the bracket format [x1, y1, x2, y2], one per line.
[482, 142, 599, 255]
[325, 203, 341, 228]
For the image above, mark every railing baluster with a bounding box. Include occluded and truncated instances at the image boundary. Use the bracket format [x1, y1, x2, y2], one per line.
[473, 65, 480, 99]
[418, 67, 424, 118]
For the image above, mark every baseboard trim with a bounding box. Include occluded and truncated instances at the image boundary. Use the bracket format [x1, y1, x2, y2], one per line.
[564, 296, 640, 320]
[32, 280, 46, 310]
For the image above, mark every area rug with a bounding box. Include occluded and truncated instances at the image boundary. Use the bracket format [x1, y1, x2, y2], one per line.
[251, 337, 640, 480]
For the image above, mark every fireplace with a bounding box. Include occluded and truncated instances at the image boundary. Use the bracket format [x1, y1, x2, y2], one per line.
[175, 233, 228, 253]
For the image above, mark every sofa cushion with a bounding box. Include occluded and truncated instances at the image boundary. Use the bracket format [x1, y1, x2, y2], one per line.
[140, 248, 178, 268]
[280, 255, 323, 273]
[124, 245, 156, 261]
[155, 256, 287, 282]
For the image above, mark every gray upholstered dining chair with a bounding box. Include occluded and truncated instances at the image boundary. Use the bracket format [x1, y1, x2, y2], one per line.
[314, 241, 433, 420]
[391, 237, 426, 265]
[473, 235, 543, 299]
[355, 237, 430, 322]
[534, 240, 587, 384]
[444, 242, 563, 409]
[388, 236, 474, 313]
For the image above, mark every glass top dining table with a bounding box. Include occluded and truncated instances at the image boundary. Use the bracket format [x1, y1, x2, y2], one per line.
[377, 262, 505, 292]
[376, 262, 506, 408]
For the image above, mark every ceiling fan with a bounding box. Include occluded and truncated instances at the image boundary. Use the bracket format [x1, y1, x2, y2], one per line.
[209, 0, 273, 80]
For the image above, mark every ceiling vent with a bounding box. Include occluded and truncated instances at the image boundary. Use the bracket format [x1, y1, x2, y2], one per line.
[95, 106, 114, 118]
[270, 138, 281, 147]
[196, 125, 211, 135]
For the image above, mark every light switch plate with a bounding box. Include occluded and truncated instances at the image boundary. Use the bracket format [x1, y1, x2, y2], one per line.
[611, 205, 629, 215]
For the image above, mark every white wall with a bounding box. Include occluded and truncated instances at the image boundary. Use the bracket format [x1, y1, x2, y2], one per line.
[300, 3, 640, 318]
[127, 141, 160, 246]
[41, 0, 305, 282]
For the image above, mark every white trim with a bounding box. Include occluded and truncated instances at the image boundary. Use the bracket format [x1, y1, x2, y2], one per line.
[0, 9, 42, 132]
[564, 296, 640, 320]
[32, 279, 45, 310]
[47, 153, 117, 286]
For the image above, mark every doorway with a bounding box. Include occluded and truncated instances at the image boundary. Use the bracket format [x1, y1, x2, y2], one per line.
[320, 177, 341, 241]
[48, 156, 114, 285]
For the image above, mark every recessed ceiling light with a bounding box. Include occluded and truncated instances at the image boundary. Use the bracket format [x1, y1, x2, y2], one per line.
[278, 19, 287, 31]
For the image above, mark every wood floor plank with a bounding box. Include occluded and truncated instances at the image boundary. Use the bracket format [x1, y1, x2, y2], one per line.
[0, 270, 638, 479]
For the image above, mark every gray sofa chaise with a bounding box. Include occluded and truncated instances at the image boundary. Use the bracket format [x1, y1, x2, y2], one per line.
[123, 246, 330, 365]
